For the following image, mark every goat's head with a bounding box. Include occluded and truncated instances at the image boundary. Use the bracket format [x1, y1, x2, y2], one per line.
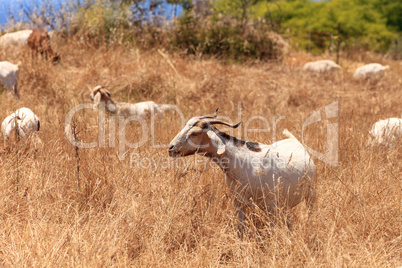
[168, 108, 241, 157]
[89, 85, 117, 113]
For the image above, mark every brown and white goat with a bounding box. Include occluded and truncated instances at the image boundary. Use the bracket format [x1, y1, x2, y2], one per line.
[168, 109, 316, 239]
[89, 85, 175, 118]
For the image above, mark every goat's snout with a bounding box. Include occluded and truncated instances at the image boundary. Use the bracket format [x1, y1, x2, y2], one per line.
[168, 144, 179, 158]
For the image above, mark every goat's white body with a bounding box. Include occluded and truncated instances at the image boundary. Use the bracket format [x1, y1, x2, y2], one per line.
[368, 118, 402, 147]
[0, 61, 21, 97]
[169, 114, 316, 238]
[303, 60, 342, 72]
[118, 101, 174, 117]
[0, 30, 32, 47]
[220, 138, 315, 210]
[90, 86, 175, 118]
[353, 63, 390, 79]
[1, 108, 40, 141]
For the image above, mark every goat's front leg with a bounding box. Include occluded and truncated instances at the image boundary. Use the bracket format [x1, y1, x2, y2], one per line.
[234, 199, 246, 241]
[13, 82, 19, 99]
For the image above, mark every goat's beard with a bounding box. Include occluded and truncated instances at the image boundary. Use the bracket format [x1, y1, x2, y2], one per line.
[168, 151, 179, 158]
[168, 150, 198, 158]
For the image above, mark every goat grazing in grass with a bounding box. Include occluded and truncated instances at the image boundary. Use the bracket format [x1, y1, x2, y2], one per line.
[27, 27, 60, 63]
[368, 118, 402, 148]
[303, 60, 342, 73]
[1, 108, 41, 147]
[89, 85, 175, 118]
[353, 63, 390, 79]
[0, 61, 21, 98]
[168, 108, 316, 239]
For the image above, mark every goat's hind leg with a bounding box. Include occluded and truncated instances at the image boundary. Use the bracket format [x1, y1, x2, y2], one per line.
[305, 184, 315, 218]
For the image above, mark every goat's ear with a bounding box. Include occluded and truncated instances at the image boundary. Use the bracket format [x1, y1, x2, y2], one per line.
[207, 129, 226, 155]
[93, 92, 101, 110]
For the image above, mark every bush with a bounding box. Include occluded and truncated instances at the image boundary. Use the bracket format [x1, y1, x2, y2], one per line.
[387, 36, 402, 60]
[241, 0, 399, 53]
[69, 1, 132, 47]
[170, 13, 284, 61]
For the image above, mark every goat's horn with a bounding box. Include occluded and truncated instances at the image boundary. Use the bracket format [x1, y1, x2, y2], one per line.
[205, 120, 241, 128]
[89, 85, 110, 92]
[200, 107, 219, 119]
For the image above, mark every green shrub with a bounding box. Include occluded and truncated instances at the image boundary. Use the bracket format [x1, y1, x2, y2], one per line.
[387, 36, 402, 60]
[228, 0, 399, 53]
[69, 1, 132, 47]
[170, 13, 282, 61]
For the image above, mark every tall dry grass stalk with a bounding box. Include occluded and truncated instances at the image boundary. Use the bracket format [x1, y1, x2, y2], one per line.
[0, 38, 400, 266]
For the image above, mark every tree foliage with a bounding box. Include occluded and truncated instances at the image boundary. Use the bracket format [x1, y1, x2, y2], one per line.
[13, 0, 398, 56]
[215, 0, 400, 52]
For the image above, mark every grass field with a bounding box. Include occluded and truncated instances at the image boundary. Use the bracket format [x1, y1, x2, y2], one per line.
[0, 38, 401, 266]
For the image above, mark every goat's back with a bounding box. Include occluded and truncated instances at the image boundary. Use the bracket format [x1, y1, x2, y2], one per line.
[369, 118, 402, 146]
[0, 30, 32, 47]
[230, 138, 315, 209]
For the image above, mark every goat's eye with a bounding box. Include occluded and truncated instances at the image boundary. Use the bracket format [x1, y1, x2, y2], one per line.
[186, 129, 202, 140]
[192, 129, 204, 136]
[186, 132, 198, 140]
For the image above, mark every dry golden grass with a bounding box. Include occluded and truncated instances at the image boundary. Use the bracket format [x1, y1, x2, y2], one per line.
[0, 38, 401, 267]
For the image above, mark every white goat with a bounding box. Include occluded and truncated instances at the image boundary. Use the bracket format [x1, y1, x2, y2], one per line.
[89, 85, 175, 118]
[303, 60, 342, 72]
[168, 109, 316, 238]
[0, 30, 33, 47]
[1, 108, 41, 145]
[368, 118, 402, 147]
[0, 61, 21, 98]
[353, 63, 390, 79]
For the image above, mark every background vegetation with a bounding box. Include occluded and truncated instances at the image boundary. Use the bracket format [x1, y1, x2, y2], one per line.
[2, 0, 401, 59]
[247, 0, 401, 53]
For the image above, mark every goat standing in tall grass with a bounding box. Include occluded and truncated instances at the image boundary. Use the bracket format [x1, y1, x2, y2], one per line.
[168, 109, 316, 239]
[0, 61, 21, 98]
